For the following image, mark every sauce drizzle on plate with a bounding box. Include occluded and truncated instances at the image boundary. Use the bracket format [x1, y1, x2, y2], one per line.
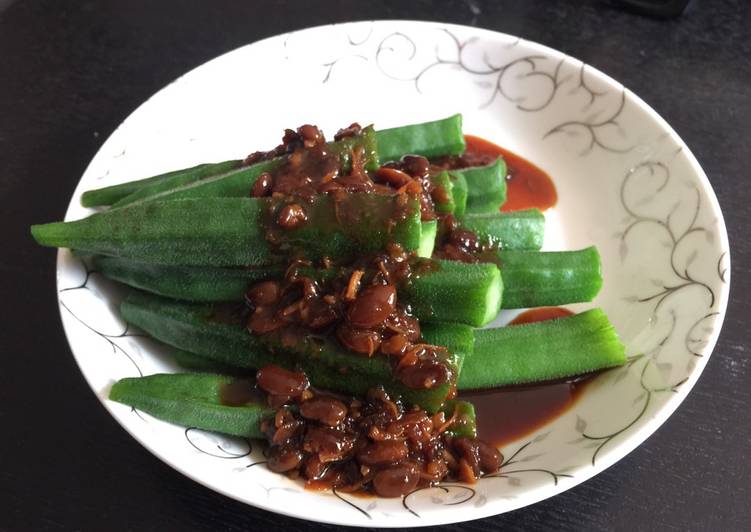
[460, 307, 592, 447]
[463, 135, 558, 212]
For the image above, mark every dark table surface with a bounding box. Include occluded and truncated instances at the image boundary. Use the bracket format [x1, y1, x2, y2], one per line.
[2, 0, 749, 530]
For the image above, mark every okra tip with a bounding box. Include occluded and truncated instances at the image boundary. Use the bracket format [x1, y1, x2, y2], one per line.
[30, 222, 64, 247]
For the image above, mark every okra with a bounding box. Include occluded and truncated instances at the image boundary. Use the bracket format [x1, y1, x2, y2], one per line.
[451, 158, 507, 214]
[172, 349, 240, 373]
[80, 163, 229, 208]
[403, 260, 501, 327]
[94, 255, 502, 326]
[418, 221, 438, 258]
[120, 292, 474, 412]
[110, 372, 478, 439]
[109, 373, 273, 438]
[82, 117, 467, 208]
[498, 247, 602, 309]
[461, 208, 545, 250]
[92, 256, 286, 302]
[441, 400, 477, 439]
[158, 306, 626, 393]
[431, 172, 456, 215]
[426, 171, 467, 218]
[32, 195, 422, 266]
[450, 173, 468, 218]
[375, 114, 466, 163]
[457, 309, 626, 390]
[112, 159, 274, 208]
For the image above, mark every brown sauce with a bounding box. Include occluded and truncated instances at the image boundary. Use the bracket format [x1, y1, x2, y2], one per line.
[463, 135, 557, 212]
[459, 307, 589, 447]
[218, 378, 265, 406]
[510, 306, 573, 325]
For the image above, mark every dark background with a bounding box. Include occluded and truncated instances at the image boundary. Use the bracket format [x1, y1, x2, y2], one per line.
[2, 0, 749, 530]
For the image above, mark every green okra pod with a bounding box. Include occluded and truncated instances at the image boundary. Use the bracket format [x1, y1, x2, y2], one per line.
[109, 373, 273, 438]
[32, 195, 422, 267]
[120, 292, 473, 412]
[460, 208, 545, 250]
[498, 247, 602, 309]
[94, 255, 502, 327]
[457, 308, 626, 390]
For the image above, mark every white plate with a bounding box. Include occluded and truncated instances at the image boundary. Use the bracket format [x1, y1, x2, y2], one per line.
[55, 21, 730, 527]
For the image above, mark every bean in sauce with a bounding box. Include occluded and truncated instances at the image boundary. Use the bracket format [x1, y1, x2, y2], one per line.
[256, 371, 502, 496]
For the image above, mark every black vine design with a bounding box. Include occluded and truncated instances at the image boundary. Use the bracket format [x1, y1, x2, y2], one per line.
[321, 54, 368, 83]
[684, 312, 720, 358]
[570, 63, 608, 109]
[58, 257, 144, 379]
[717, 251, 728, 283]
[332, 488, 373, 520]
[402, 485, 476, 518]
[484, 439, 574, 487]
[315, 25, 634, 155]
[400, 435, 571, 517]
[580, 357, 687, 466]
[184, 428, 253, 459]
[58, 255, 147, 421]
[346, 24, 373, 46]
[374, 29, 569, 111]
[544, 89, 632, 155]
[618, 162, 715, 317]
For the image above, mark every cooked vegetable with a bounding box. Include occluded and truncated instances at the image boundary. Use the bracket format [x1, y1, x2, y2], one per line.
[403, 260, 501, 326]
[120, 292, 474, 412]
[111, 128, 379, 207]
[94, 248, 604, 324]
[32, 195, 422, 266]
[109, 373, 273, 438]
[83, 117, 467, 209]
[93, 255, 502, 326]
[110, 372, 478, 440]
[431, 171, 456, 215]
[458, 308, 626, 389]
[113, 159, 278, 208]
[418, 221, 438, 258]
[450, 173, 468, 218]
[460, 208, 545, 250]
[155, 305, 627, 393]
[498, 247, 602, 309]
[80, 162, 236, 208]
[375, 114, 466, 163]
[92, 256, 286, 302]
[451, 158, 507, 214]
[33, 113, 627, 495]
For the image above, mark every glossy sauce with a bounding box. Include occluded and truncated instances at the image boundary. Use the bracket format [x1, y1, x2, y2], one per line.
[463, 135, 558, 212]
[218, 378, 265, 406]
[459, 307, 592, 447]
[510, 306, 573, 325]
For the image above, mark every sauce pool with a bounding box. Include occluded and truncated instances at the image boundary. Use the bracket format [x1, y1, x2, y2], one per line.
[459, 307, 592, 447]
[510, 306, 573, 325]
[463, 135, 557, 212]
